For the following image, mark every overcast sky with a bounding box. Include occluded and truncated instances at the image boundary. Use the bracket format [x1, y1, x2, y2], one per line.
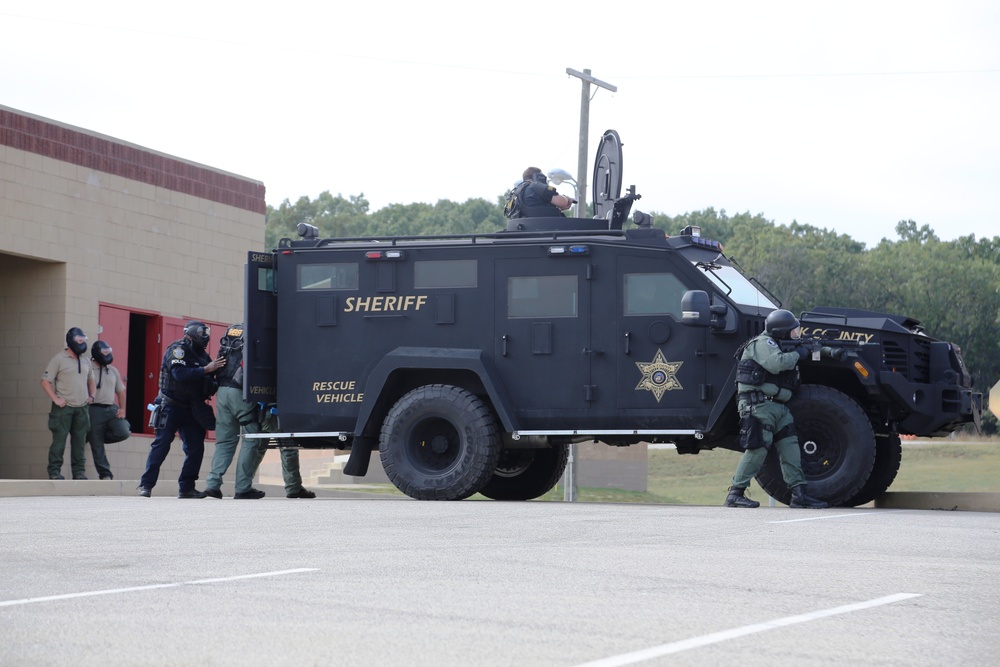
[3, 1, 997, 247]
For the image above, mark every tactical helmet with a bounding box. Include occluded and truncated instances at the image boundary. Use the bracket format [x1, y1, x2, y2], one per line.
[764, 309, 800, 339]
[183, 321, 211, 349]
[65, 327, 88, 355]
[91, 340, 114, 366]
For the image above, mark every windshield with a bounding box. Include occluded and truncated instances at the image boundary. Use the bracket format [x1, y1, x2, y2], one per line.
[694, 261, 778, 308]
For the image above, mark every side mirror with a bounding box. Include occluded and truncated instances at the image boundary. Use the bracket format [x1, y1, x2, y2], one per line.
[681, 290, 711, 327]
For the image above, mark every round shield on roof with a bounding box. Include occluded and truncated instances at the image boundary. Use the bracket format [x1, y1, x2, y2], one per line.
[592, 129, 623, 220]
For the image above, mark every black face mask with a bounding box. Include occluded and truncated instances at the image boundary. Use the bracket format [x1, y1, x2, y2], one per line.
[66, 328, 88, 356]
[91, 342, 113, 366]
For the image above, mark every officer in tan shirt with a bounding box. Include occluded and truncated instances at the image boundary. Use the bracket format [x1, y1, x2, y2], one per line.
[41, 327, 96, 480]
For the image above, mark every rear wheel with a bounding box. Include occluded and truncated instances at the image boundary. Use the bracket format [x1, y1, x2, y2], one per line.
[756, 384, 876, 507]
[479, 445, 569, 501]
[379, 385, 500, 500]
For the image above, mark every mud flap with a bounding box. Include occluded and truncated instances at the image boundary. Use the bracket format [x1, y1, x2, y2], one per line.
[343, 437, 374, 477]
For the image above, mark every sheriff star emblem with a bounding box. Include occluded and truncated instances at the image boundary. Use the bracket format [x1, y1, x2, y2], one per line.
[635, 349, 683, 402]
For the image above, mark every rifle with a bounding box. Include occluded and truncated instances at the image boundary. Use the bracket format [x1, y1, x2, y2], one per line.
[778, 335, 875, 361]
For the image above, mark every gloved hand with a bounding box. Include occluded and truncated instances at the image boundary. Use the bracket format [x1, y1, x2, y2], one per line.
[795, 346, 812, 360]
[821, 346, 848, 361]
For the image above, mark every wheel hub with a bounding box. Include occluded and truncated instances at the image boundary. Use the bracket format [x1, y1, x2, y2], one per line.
[429, 435, 450, 454]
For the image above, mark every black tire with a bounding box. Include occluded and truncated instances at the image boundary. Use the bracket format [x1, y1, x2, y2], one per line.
[479, 445, 569, 501]
[379, 385, 501, 500]
[843, 434, 902, 507]
[755, 384, 876, 507]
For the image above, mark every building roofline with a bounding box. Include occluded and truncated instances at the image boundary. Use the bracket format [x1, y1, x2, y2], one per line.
[1, 104, 266, 215]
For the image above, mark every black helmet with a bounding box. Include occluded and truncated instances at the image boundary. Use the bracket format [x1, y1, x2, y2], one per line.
[183, 321, 211, 349]
[65, 327, 88, 355]
[91, 340, 114, 366]
[764, 309, 800, 339]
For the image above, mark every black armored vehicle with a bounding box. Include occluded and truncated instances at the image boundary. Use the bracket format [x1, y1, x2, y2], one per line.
[245, 130, 983, 504]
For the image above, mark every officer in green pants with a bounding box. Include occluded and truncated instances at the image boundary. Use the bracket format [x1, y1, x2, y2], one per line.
[724, 309, 841, 509]
[41, 328, 96, 480]
[203, 323, 314, 499]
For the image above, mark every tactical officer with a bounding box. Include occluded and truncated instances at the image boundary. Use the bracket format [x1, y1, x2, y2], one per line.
[41, 327, 96, 480]
[204, 323, 315, 500]
[87, 340, 126, 480]
[504, 167, 575, 219]
[138, 321, 225, 498]
[724, 309, 844, 509]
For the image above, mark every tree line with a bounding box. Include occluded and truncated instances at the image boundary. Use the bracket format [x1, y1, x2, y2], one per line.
[266, 192, 999, 433]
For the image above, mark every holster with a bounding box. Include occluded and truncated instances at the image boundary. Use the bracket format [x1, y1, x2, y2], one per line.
[739, 414, 767, 450]
[148, 403, 162, 430]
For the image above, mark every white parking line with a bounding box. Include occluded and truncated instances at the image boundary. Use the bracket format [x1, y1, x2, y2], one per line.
[768, 511, 899, 524]
[0, 568, 319, 608]
[573, 593, 922, 667]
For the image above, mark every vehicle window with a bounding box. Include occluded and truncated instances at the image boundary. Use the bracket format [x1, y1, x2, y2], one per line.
[696, 264, 778, 308]
[298, 263, 359, 290]
[256, 267, 275, 292]
[508, 275, 578, 318]
[624, 273, 685, 317]
[414, 259, 477, 288]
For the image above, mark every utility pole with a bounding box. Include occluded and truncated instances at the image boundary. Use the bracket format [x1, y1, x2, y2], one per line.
[561, 68, 616, 502]
[566, 68, 617, 218]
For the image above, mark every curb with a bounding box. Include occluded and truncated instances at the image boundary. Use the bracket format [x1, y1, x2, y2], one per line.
[875, 492, 1000, 513]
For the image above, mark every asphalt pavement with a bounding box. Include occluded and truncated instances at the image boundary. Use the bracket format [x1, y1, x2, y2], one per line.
[1, 496, 998, 666]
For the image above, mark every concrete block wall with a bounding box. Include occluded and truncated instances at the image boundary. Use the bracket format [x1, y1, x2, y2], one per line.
[0, 105, 265, 482]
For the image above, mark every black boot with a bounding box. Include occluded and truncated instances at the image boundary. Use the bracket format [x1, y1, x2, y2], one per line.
[790, 485, 829, 509]
[724, 486, 760, 508]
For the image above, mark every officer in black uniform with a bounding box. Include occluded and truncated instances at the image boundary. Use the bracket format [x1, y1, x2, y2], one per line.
[138, 321, 225, 498]
[505, 167, 575, 219]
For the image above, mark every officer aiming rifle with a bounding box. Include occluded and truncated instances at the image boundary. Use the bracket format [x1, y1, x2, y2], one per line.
[777, 334, 871, 361]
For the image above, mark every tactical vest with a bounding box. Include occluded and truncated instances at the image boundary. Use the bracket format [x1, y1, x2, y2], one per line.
[735, 335, 801, 397]
[158, 338, 212, 401]
[737, 358, 799, 394]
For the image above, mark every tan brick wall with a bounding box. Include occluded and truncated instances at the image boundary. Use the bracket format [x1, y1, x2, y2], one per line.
[1, 106, 265, 483]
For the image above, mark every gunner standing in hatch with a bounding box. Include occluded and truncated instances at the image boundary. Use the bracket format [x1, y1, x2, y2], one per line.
[505, 167, 575, 218]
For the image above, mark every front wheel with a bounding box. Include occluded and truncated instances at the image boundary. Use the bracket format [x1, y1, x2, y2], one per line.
[843, 434, 902, 507]
[380, 385, 501, 500]
[756, 384, 876, 507]
[478, 445, 569, 501]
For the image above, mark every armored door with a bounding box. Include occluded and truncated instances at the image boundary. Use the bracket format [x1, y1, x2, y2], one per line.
[595, 253, 710, 428]
[494, 256, 592, 427]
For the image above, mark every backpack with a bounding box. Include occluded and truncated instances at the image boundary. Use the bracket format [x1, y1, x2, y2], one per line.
[217, 323, 245, 386]
[503, 181, 529, 219]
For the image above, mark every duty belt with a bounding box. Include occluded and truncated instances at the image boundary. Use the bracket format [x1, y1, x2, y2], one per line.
[739, 390, 772, 406]
[161, 395, 192, 408]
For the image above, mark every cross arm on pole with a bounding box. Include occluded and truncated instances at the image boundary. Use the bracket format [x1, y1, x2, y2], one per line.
[566, 68, 618, 93]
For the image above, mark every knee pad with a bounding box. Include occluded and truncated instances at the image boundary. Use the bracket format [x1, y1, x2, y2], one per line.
[774, 422, 796, 442]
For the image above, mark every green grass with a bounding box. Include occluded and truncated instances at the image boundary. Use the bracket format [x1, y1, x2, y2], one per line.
[540, 439, 1000, 504]
[352, 439, 1000, 504]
